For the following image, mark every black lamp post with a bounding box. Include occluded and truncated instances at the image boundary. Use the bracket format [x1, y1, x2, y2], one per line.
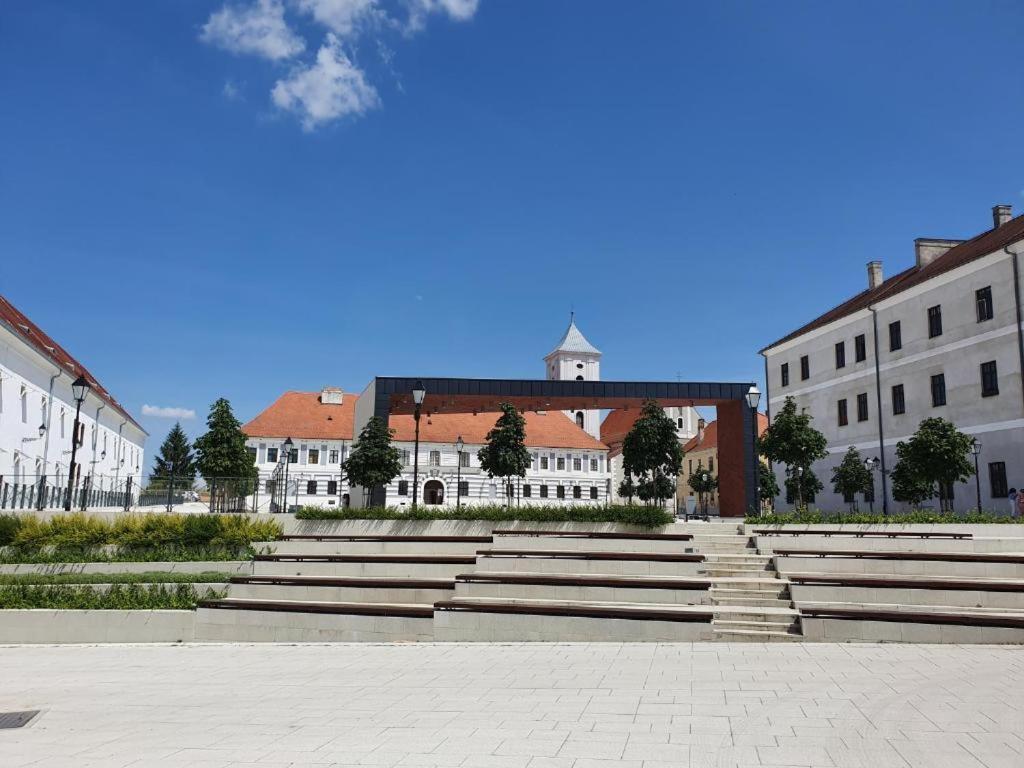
[971, 439, 982, 513]
[864, 457, 881, 514]
[411, 381, 426, 509]
[746, 385, 761, 514]
[64, 375, 90, 511]
[282, 437, 293, 513]
[795, 465, 804, 511]
[455, 435, 464, 511]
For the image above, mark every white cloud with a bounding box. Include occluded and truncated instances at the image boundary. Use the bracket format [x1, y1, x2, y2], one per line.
[295, 0, 380, 37]
[271, 33, 380, 130]
[223, 79, 244, 100]
[201, 0, 305, 60]
[142, 405, 197, 420]
[405, 0, 479, 31]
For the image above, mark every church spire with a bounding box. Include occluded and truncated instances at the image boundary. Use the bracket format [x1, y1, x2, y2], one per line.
[545, 314, 601, 358]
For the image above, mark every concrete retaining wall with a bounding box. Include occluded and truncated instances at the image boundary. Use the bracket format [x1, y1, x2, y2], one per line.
[0, 610, 196, 644]
[801, 616, 1024, 644]
[0, 561, 252, 576]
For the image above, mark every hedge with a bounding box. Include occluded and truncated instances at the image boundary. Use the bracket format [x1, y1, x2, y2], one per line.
[0, 571, 234, 586]
[747, 509, 1023, 525]
[0, 583, 226, 610]
[295, 504, 675, 527]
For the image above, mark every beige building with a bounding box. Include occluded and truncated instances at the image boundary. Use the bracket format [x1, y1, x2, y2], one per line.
[679, 414, 768, 514]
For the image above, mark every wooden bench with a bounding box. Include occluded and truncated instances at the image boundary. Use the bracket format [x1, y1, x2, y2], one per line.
[754, 529, 971, 539]
[231, 575, 456, 589]
[475, 549, 704, 562]
[254, 554, 478, 564]
[198, 598, 435, 618]
[433, 599, 714, 622]
[774, 550, 1024, 562]
[278, 535, 493, 543]
[493, 529, 693, 541]
[788, 574, 1024, 592]
[455, 573, 712, 590]
[800, 605, 1024, 629]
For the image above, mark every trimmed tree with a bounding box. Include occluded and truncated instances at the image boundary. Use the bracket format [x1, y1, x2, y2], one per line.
[784, 467, 823, 507]
[831, 446, 873, 511]
[890, 417, 975, 512]
[757, 464, 780, 511]
[343, 417, 403, 506]
[620, 399, 683, 507]
[478, 403, 532, 507]
[688, 465, 718, 517]
[758, 396, 828, 510]
[150, 423, 196, 489]
[193, 398, 258, 513]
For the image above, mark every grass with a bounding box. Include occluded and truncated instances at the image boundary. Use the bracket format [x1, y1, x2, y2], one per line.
[0, 544, 260, 564]
[0, 571, 234, 586]
[747, 509, 1023, 525]
[295, 504, 675, 527]
[0, 583, 226, 610]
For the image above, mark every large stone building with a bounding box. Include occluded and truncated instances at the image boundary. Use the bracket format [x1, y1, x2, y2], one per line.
[760, 204, 1024, 513]
[0, 294, 146, 509]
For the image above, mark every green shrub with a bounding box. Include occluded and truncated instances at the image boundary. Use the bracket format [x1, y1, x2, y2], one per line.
[0, 582, 225, 610]
[295, 504, 675, 527]
[747, 509, 1023, 525]
[0, 571, 233, 586]
[0, 514, 22, 546]
[0, 544, 257, 564]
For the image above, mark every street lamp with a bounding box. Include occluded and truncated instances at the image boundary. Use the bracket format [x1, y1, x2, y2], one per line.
[281, 437, 294, 513]
[971, 439, 982, 513]
[864, 457, 881, 514]
[746, 386, 761, 513]
[455, 435, 465, 511]
[411, 381, 426, 509]
[64, 375, 90, 511]
[795, 465, 804, 511]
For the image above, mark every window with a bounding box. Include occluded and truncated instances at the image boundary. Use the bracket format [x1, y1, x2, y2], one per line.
[976, 286, 994, 322]
[288, 448, 298, 463]
[577, 363, 584, 369]
[927, 305, 942, 338]
[265, 480, 275, 494]
[590, 458, 599, 471]
[556, 485, 565, 499]
[575, 375, 584, 382]
[397, 480, 409, 496]
[308, 449, 320, 465]
[540, 456, 549, 470]
[265, 447, 278, 463]
[575, 411, 584, 428]
[573, 485, 582, 499]
[931, 374, 947, 407]
[400, 449, 410, 465]
[20, 387, 27, 423]
[522, 484, 531, 498]
[892, 384, 905, 415]
[573, 457, 582, 471]
[306, 480, 318, 495]
[837, 399, 848, 427]
[857, 393, 868, 422]
[556, 457, 565, 471]
[800, 355, 810, 380]
[677, 417, 683, 428]
[329, 450, 339, 463]
[460, 451, 470, 468]
[981, 361, 999, 397]
[708, 457, 715, 473]
[589, 486, 598, 500]
[327, 480, 338, 495]
[889, 321, 902, 352]
[459, 481, 469, 497]
[835, 342, 846, 369]
[854, 334, 866, 363]
[989, 462, 1008, 498]
[429, 450, 441, 466]
[781, 363, 789, 387]
[540, 484, 549, 498]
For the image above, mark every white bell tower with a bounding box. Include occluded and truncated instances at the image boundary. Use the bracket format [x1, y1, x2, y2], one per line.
[544, 313, 602, 440]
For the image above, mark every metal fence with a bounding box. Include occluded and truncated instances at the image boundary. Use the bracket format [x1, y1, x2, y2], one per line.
[137, 476, 262, 514]
[0, 473, 137, 512]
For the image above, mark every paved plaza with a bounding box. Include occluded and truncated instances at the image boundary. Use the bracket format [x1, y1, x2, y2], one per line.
[0, 643, 1021, 768]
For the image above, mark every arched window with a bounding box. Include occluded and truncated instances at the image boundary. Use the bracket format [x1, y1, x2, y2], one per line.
[575, 375, 583, 381]
[677, 418, 683, 428]
[575, 412, 585, 429]
[576, 363, 584, 369]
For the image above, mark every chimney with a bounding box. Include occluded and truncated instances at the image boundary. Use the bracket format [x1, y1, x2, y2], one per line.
[320, 386, 344, 405]
[867, 260, 883, 290]
[993, 204, 1012, 228]
[914, 238, 963, 269]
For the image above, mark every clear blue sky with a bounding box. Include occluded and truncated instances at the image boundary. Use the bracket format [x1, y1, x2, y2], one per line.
[2, 1, 1022, 463]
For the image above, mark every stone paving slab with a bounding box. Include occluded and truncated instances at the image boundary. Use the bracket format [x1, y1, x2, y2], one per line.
[0, 643, 1021, 767]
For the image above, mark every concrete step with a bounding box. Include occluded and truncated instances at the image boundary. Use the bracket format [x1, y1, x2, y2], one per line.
[476, 555, 705, 577]
[490, 536, 697, 554]
[711, 596, 794, 609]
[711, 627, 804, 642]
[710, 586, 789, 599]
[261, 540, 488, 555]
[228, 576, 454, 605]
[454, 574, 711, 604]
[252, 559, 473, 579]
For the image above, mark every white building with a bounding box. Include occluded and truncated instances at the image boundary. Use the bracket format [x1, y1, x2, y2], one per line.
[760, 204, 1024, 513]
[0, 295, 147, 509]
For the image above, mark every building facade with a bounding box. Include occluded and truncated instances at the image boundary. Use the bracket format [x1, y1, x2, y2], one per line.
[678, 414, 768, 514]
[761, 204, 1024, 513]
[0, 295, 146, 509]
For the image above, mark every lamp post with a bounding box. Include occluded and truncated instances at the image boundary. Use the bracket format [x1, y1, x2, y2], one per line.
[971, 439, 982, 513]
[864, 457, 880, 515]
[746, 385, 761, 514]
[282, 437, 293, 513]
[411, 381, 426, 509]
[455, 435, 464, 511]
[64, 376, 90, 511]
[795, 465, 804, 511]
[32, 423, 46, 510]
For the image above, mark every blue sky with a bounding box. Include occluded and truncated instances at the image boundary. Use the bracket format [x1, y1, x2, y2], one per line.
[2, 1, 1023, 464]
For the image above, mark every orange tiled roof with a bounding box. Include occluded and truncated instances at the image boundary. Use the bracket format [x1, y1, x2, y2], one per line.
[600, 408, 642, 447]
[243, 391, 607, 450]
[682, 413, 768, 453]
[0, 294, 144, 432]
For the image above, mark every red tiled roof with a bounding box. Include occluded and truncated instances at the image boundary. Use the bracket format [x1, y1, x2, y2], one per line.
[600, 408, 641, 447]
[0, 294, 144, 432]
[682, 413, 768, 453]
[243, 392, 607, 450]
[761, 214, 1024, 352]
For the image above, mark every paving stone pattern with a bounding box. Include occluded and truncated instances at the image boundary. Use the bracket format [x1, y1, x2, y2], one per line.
[0, 642, 1021, 767]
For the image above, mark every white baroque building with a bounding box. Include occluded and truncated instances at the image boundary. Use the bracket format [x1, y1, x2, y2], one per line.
[760, 204, 1024, 514]
[0, 295, 146, 509]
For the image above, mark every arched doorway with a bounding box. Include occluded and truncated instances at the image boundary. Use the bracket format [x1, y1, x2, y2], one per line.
[423, 479, 445, 505]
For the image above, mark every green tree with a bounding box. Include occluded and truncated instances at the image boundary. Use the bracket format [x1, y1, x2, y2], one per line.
[193, 399, 258, 513]
[784, 467, 823, 507]
[890, 417, 975, 512]
[831, 447, 873, 511]
[620, 400, 683, 507]
[150, 423, 196, 489]
[758, 464, 780, 510]
[478, 404, 532, 507]
[758, 396, 828, 509]
[343, 417, 403, 505]
[687, 464, 718, 517]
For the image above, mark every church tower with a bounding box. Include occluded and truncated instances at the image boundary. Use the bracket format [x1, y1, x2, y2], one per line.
[544, 314, 602, 440]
